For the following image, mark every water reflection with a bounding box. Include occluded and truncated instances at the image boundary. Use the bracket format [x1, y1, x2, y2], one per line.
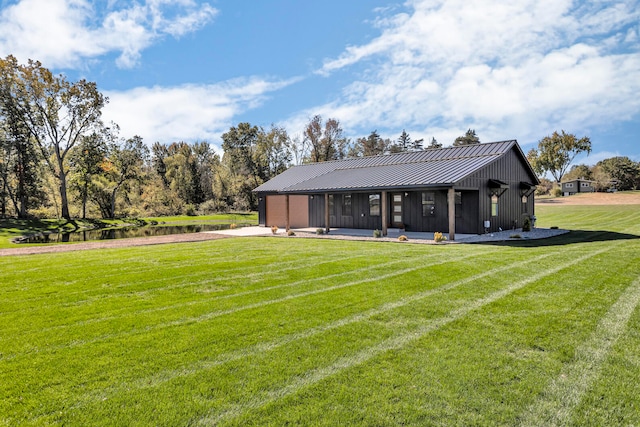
[17, 223, 249, 244]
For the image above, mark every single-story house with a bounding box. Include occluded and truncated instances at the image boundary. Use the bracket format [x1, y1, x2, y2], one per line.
[254, 140, 539, 240]
[561, 178, 595, 196]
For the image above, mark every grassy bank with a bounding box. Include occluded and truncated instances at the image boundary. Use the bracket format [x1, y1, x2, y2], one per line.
[0, 213, 257, 248]
[0, 205, 639, 425]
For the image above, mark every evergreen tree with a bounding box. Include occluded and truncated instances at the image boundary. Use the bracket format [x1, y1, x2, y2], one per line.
[453, 129, 480, 146]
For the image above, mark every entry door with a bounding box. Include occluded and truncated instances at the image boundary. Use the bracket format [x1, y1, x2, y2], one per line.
[391, 193, 403, 228]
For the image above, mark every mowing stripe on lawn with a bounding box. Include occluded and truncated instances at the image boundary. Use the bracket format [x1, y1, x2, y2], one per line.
[72, 250, 560, 409]
[3, 250, 497, 359]
[0, 243, 352, 301]
[197, 244, 616, 425]
[517, 273, 640, 427]
[32, 248, 474, 329]
[1, 238, 354, 295]
[3, 247, 387, 315]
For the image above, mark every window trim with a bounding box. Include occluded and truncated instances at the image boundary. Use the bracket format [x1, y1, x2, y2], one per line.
[491, 194, 499, 217]
[342, 194, 352, 216]
[369, 194, 380, 216]
[421, 191, 435, 217]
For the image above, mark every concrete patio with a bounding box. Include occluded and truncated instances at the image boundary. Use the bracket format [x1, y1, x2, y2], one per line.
[207, 225, 569, 243]
[209, 226, 473, 241]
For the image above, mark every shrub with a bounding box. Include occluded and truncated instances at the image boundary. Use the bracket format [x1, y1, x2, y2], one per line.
[229, 223, 237, 230]
[124, 208, 142, 218]
[197, 199, 220, 215]
[373, 229, 382, 238]
[398, 235, 408, 241]
[270, 225, 278, 234]
[287, 229, 295, 236]
[28, 206, 58, 219]
[433, 232, 447, 243]
[522, 216, 531, 232]
[552, 187, 563, 197]
[184, 204, 197, 216]
[316, 228, 324, 235]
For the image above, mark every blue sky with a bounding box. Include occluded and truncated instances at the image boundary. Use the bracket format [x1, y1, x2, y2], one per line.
[1, 0, 639, 165]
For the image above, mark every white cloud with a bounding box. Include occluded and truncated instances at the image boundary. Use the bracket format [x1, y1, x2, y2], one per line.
[309, 0, 640, 146]
[0, 0, 217, 68]
[102, 77, 300, 146]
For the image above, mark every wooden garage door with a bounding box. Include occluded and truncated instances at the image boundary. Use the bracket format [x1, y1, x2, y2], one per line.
[266, 195, 309, 228]
[266, 195, 287, 227]
[289, 195, 309, 228]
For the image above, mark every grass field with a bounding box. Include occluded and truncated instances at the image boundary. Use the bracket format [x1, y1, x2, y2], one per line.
[1, 203, 639, 425]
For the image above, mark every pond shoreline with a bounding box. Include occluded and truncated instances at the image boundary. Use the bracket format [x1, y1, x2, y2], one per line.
[0, 232, 230, 257]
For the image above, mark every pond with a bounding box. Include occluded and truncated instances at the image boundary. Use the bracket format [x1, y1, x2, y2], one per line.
[15, 223, 249, 244]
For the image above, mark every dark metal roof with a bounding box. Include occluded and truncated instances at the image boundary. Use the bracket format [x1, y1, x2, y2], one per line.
[255, 140, 525, 193]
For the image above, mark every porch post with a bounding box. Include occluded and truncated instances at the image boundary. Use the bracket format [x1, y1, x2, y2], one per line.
[285, 194, 290, 231]
[381, 190, 388, 236]
[448, 187, 455, 241]
[324, 193, 330, 233]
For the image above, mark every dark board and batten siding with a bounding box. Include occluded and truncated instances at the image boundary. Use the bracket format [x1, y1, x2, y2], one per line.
[255, 141, 539, 235]
[308, 193, 382, 230]
[400, 190, 449, 233]
[460, 149, 535, 232]
[307, 190, 481, 234]
[257, 194, 268, 226]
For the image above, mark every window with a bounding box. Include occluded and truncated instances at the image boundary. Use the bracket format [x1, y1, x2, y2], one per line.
[491, 194, 499, 217]
[342, 194, 352, 216]
[329, 195, 335, 215]
[455, 191, 462, 205]
[565, 183, 574, 188]
[369, 194, 380, 216]
[422, 192, 435, 216]
[581, 182, 590, 188]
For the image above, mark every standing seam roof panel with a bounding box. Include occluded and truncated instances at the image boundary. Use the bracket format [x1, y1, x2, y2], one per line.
[254, 140, 517, 193]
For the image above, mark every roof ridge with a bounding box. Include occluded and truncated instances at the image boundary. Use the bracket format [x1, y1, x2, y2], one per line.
[333, 151, 504, 171]
[293, 139, 516, 168]
[335, 141, 516, 170]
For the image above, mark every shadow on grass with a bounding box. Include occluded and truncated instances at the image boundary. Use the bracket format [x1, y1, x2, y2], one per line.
[473, 230, 640, 248]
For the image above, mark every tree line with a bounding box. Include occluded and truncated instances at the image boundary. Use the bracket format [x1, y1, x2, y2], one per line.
[0, 55, 450, 220]
[526, 130, 640, 193]
[2, 56, 637, 219]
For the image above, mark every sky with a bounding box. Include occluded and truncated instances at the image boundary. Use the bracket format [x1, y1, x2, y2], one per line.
[0, 0, 639, 165]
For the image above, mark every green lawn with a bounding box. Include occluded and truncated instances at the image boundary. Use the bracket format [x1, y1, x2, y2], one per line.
[1, 205, 639, 425]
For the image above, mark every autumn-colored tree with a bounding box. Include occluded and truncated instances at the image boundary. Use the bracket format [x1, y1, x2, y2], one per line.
[349, 130, 388, 157]
[562, 164, 594, 182]
[304, 115, 347, 162]
[68, 130, 111, 218]
[93, 135, 148, 218]
[221, 123, 261, 209]
[528, 131, 591, 183]
[0, 55, 106, 219]
[255, 125, 292, 179]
